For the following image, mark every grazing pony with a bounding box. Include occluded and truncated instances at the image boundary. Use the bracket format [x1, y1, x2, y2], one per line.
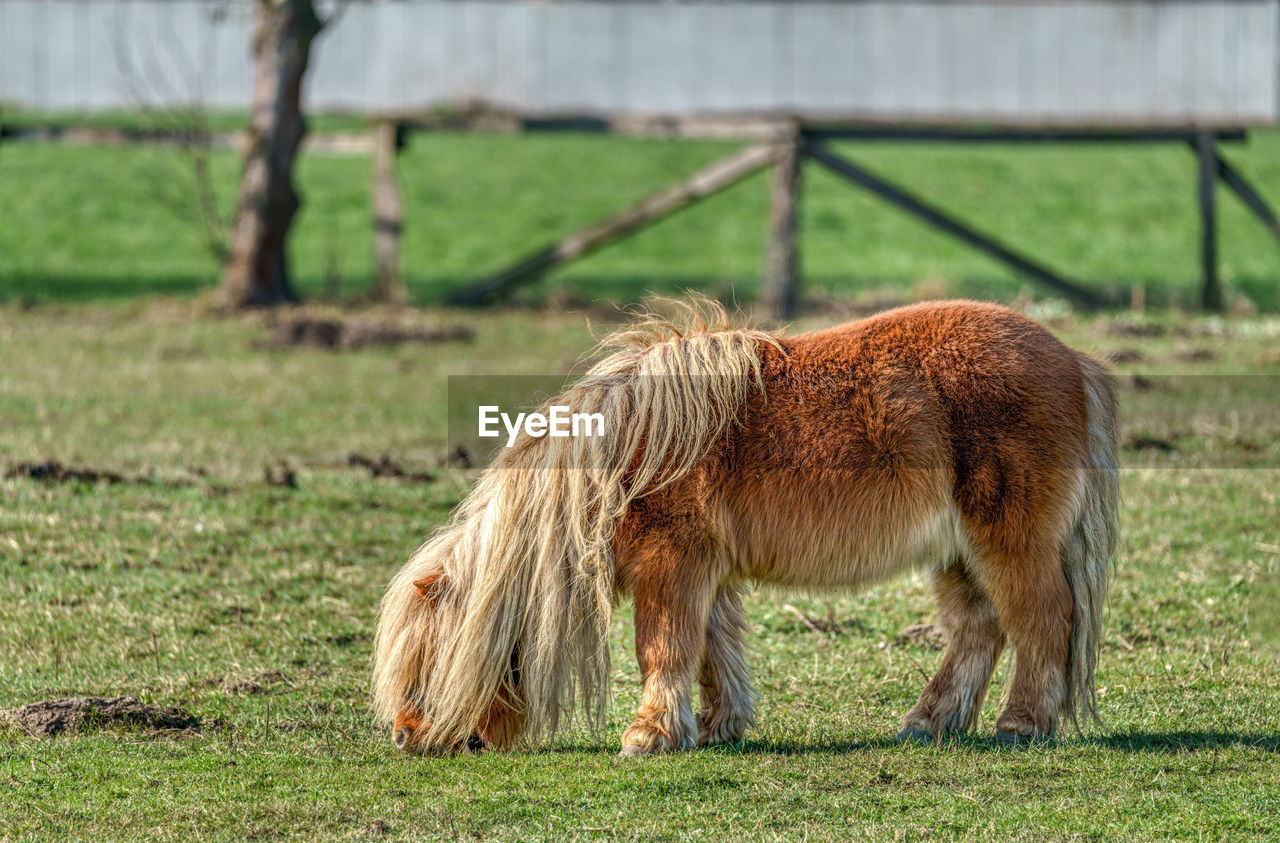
[373, 300, 1118, 755]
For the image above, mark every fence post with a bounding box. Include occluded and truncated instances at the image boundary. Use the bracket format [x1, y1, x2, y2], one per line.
[1195, 131, 1222, 312]
[761, 122, 802, 320]
[372, 119, 405, 303]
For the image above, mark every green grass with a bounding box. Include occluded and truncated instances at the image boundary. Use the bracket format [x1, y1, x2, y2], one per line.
[2, 115, 1280, 309]
[1, 301, 1278, 839]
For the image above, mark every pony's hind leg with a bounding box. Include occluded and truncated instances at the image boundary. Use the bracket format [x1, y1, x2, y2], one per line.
[973, 543, 1074, 743]
[619, 534, 720, 757]
[899, 562, 1006, 742]
[696, 584, 756, 747]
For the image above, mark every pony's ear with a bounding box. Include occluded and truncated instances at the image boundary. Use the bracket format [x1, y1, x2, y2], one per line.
[413, 573, 446, 604]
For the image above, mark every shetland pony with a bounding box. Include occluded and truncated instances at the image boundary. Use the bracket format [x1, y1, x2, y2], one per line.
[373, 300, 1118, 755]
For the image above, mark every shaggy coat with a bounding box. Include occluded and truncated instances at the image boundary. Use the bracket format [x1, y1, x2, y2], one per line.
[373, 300, 1118, 754]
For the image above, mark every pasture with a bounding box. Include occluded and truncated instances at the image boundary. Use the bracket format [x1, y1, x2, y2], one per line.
[1, 298, 1278, 839]
[3, 121, 1280, 310]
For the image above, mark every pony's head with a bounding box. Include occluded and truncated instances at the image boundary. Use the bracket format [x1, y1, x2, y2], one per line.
[373, 297, 773, 756]
[370, 384, 623, 757]
[378, 565, 528, 755]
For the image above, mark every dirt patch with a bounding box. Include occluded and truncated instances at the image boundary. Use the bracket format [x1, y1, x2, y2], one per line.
[1126, 434, 1178, 453]
[4, 696, 200, 737]
[1172, 347, 1216, 363]
[5, 460, 124, 484]
[1228, 438, 1264, 453]
[347, 453, 434, 482]
[4, 461, 204, 488]
[1106, 348, 1145, 365]
[1120, 373, 1160, 392]
[264, 461, 298, 488]
[1100, 319, 1167, 338]
[896, 622, 947, 650]
[445, 445, 474, 469]
[264, 313, 473, 350]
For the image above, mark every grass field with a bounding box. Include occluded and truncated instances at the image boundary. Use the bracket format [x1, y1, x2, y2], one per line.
[1, 299, 1278, 839]
[3, 113, 1280, 310]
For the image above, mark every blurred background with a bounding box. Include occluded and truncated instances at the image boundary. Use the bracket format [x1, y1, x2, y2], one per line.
[2, 0, 1278, 314]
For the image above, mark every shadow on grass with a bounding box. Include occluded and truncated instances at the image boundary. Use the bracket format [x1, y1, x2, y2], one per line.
[689, 731, 1280, 756]
[0, 275, 213, 304]
[7, 271, 1277, 313]
[0, 273, 725, 309]
[1087, 731, 1280, 753]
[404, 729, 1280, 760]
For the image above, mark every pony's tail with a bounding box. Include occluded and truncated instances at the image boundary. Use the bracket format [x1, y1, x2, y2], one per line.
[1061, 354, 1120, 728]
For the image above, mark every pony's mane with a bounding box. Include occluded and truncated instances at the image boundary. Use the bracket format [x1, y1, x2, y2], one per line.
[372, 299, 780, 747]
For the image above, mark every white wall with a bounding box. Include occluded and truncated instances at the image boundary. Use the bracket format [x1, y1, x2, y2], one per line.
[2, 0, 1276, 126]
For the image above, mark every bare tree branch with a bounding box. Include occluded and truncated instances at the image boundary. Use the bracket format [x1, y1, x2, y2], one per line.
[108, 6, 230, 263]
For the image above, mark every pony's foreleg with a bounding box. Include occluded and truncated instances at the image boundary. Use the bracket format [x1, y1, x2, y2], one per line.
[696, 584, 755, 747]
[898, 562, 1006, 742]
[619, 544, 718, 757]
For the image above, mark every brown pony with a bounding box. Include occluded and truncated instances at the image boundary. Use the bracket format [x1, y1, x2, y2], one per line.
[373, 300, 1118, 755]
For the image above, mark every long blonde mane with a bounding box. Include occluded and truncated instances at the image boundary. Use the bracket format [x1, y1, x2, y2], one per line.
[372, 299, 779, 748]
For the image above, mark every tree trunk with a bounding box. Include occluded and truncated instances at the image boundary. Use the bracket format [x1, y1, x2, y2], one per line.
[220, 0, 323, 309]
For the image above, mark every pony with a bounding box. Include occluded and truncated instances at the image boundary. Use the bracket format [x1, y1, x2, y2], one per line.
[373, 299, 1119, 755]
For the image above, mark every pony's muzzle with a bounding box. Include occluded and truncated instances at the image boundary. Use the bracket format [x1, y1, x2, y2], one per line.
[392, 704, 430, 754]
[391, 724, 485, 755]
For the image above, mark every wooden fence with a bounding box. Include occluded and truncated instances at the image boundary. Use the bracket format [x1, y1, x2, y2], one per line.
[4, 0, 1279, 312]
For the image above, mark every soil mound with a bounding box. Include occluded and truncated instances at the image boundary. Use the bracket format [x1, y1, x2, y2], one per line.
[5, 696, 200, 737]
[265, 314, 473, 350]
[5, 461, 124, 484]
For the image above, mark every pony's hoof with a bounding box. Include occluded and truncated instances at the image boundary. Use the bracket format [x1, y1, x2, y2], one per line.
[618, 744, 654, 758]
[696, 711, 753, 748]
[895, 726, 936, 744]
[995, 730, 1046, 746]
